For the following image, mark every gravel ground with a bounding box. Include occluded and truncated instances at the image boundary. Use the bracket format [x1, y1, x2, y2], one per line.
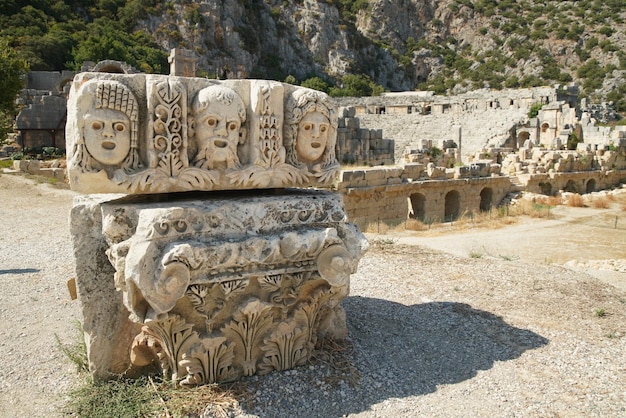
[0, 173, 625, 417]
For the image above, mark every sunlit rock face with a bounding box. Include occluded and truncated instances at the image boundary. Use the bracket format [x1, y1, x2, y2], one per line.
[67, 73, 367, 385]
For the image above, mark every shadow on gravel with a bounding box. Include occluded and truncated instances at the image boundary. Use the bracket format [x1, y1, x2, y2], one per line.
[0, 268, 40, 275]
[239, 296, 548, 417]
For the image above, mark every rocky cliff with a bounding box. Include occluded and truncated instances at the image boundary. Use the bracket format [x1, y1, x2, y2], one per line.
[136, 0, 626, 101]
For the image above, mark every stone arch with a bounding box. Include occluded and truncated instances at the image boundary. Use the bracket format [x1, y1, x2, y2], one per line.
[444, 190, 461, 222]
[564, 180, 578, 193]
[517, 131, 530, 148]
[92, 60, 139, 74]
[479, 188, 493, 212]
[541, 122, 550, 133]
[539, 182, 552, 196]
[408, 193, 426, 221]
[586, 179, 596, 194]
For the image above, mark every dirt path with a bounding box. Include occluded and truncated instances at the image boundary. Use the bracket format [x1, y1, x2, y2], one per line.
[377, 202, 626, 291]
[0, 174, 80, 416]
[0, 173, 624, 417]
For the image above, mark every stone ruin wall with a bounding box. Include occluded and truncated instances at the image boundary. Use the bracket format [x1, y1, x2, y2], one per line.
[335, 86, 576, 163]
[337, 164, 512, 227]
[335, 106, 394, 166]
[337, 147, 626, 227]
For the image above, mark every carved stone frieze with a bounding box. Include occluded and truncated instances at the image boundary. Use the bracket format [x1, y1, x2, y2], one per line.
[66, 74, 341, 194]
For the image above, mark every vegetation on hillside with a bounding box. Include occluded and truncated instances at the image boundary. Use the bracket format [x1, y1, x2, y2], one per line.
[0, 38, 28, 144]
[0, 0, 625, 104]
[0, 0, 167, 73]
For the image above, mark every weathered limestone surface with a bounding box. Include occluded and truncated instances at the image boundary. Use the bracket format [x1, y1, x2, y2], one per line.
[66, 73, 340, 194]
[71, 190, 365, 383]
[67, 74, 366, 385]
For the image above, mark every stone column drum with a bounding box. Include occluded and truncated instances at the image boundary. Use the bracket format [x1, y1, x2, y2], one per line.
[67, 73, 367, 385]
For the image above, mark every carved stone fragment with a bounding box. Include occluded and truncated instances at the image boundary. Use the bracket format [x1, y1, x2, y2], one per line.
[71, 190, 367, 384]
[66, 74, 341, 194]
[68, 74, 365, 385]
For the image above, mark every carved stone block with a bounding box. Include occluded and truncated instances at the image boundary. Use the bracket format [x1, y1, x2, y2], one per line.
[66, 74, 340, 194]
[71, 190, 367, 384]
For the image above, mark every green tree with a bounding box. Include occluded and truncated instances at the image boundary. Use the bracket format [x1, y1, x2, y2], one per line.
[301, 76, 330, 93]
[528, 102, 543, 118]
[0, 38, 28, 144]
[71, 18, 167, 73]
[329, 74, 383, 97]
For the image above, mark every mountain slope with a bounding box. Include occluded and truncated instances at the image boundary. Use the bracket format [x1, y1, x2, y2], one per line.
[2, 0, 625, 106]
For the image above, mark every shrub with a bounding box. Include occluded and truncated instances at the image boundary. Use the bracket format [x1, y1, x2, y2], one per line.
[528, 102, 543, 118]
[592, 197, 611, 209]
[566, 194, 585, 207]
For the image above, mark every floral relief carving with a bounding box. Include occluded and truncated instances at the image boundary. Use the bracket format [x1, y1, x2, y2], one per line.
[258, 272, 308, 319]
[179, 337, 235, 386]
[222, 300, 274, 377]
[185, 279, 249, 332]
[259, 322, 309, 374]
[135, 315, 199, 381]
[229, 81, 307, 188]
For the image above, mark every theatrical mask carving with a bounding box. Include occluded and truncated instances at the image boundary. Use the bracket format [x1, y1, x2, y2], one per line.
[68, 75, 366, 387]
[66, 74, 344, 193]
[70, 79, 142, 173]
[191, 85, 246, 171]
[284, 88, 340, 184]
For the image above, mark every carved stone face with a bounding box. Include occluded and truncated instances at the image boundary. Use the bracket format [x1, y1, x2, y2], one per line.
[84, 108, 131, 166]
[195, 101, 241, 167]
[296, 112, 330, 163]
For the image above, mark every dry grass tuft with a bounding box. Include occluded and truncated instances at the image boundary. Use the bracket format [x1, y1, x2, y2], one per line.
[310, 338, 361, 388]
[156, 379, 244, 418]
[592, 197, 611, 209]
[404, 218, 429, 231]
[509, 199, 555, 218]
[566, 194, 586, 207]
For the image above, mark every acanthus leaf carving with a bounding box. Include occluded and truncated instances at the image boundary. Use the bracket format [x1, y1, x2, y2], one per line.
[179, 337, 235, 386]
[139, 315, 199, 382]
[222, 300, 274, 377]
[259, 322, 309, 375]
[297, 286, 334, 352]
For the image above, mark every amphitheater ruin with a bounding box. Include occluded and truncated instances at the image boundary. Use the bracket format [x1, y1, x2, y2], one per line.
[5, 50, 626, 228]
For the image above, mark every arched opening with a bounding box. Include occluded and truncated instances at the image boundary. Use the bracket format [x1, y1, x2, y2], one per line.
[480, 188, 493, 212]
[541, 123, 550, 133]
[94, 63, 125, 73]
[586, 179, 596, 194]
[444, 190, 461, 222]
[408, 193, 426, 221]
[423, 106, 432, 115]
[564, 180, 578, 193]
[92, 60, 138, 74]
[517, 131, 530, 148]
[539, 182, 552, 196]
